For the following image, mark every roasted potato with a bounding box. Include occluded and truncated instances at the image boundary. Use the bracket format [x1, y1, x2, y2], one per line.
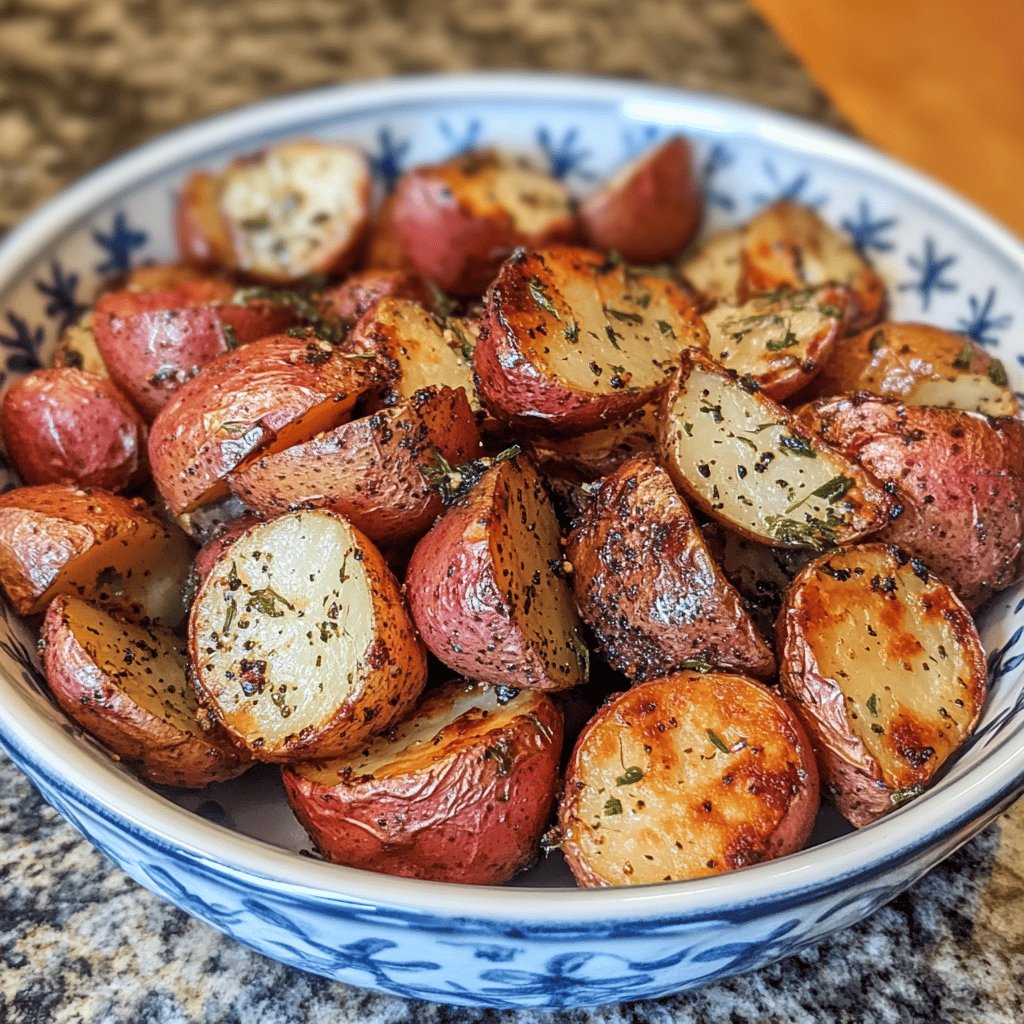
[0, 485, 191, 623]
[778, 543, 987, 827]
[178, 140, 372, 282]
[405, 453, 588, 691]
[230, 385, 482, 546]
[93, 281, 298, 419]
[148, 334, 381, 514]
[282, 680, 563, 883]
[53, 312, 109, 377]
[361, 193, 415, 271]
[41, 595, 248, 788]
[659, 348, 892, 548]
[579, 136, 701, 264]
[797, 395, 1024, 607]
[805, 321, 1020, 417]
[1, 368, 147, 491]
[567, 456, 775, 680]
[317, 270, 432, 326]
[391, 150, 576, 296]
[678, 226, 745, 309]
[702, 284, 850, 402]
[118, 262, 212, 293]
[477, 246, 708, 434]
[346, 297, 476, 406]
[189, 509, 427, 762]
[558, 670, 820, 886]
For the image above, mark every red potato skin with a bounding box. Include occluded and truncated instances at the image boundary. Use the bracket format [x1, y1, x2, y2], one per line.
[229, 386, 481, 546]
[187, 515, 259, 598]
[361, 194, 416, 271]
[317, 270, 433, 325]
[281, 692, 563, 883]
[579, 137, 701, 263]
[796, 395, 1024, 608]
[41, 596, 249, 788]
[1, 368, 147, 491]
[94, 283, 297, 420]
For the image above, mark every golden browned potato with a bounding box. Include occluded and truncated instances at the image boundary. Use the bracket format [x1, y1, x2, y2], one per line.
[778, 544, 987, 827]
[148, 334, 381, 514]
[797, 395, 1024, 608]
[282, 681, 563, 883]
[702, 285, 850, 402]
[178, 141, 372, 282]
[567, 456, 775, 680]
[558, 671, 820, 886]
[678, 226, 745, 309]
[346, 297, 476, 408]
[405, 453, 589, 691]
[189, 510, 427, 762]
[477, 246, 708, 434]
[0, 485, 191, 624]
[230, 385, 482, 546]
[41, 596, 248, 788]
[659, 348, 892, 548]
[53, 312, 109, 377]
[579, 136, 701, 264]
[361, 193, 415, 271]
[391, 149, 576, 295]
[805, 321, 1020, 416]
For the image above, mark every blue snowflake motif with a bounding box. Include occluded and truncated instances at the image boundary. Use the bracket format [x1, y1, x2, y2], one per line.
[0, 311, 44, 381]
[93, 211, 147, 277]
[368, 127, 411, 192]
[621, 124, 660, 160]
[752, 158, 826, 208]
[956, 288, 1012, 346]
[840, 198, 897, 253]
[898, 237, 958, 311]
[438, 117, 483, 156]
[535, 126, 592, 180]
[34, 259, 87, 333]
[701, 141, 736, 211]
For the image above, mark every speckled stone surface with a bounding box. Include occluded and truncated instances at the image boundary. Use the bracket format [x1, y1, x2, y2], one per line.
[1, 1, 1022, 1021]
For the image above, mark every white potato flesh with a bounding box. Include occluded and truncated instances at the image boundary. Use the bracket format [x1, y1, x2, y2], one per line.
[458, 153, 572, 235]
[191, 512, 374, 746]
[221, 142, 369, 279]
[905, 373, 1018, 417]
[678, 227, 744, 305]
[662, 353, 890, 548]
[54, 312, 108, 376]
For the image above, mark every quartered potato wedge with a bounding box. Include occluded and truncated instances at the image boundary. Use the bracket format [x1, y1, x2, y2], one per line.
[778, 543, 987, 827]
[283, 680, 563, 884]
[189, 510, 427, 763]
[678, 226, 745, 309]
[477, 246, 708, 433]
[558, 671, 820, 886]
[42, 596, 248, 788]
[659, 348, 892, 549]
[567, 456, 775, 680]
[317, 270, 432, 327]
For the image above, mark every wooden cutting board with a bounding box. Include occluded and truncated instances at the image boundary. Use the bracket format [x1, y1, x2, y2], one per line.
[751, 0, 1024, 237]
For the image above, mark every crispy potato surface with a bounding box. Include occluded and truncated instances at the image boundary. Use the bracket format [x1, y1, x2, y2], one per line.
[778, 544, 987, 827]
[53, 312, 108, 377]
[559, 671, 820, 886]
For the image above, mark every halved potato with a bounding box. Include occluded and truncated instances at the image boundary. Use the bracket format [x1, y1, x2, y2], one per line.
[805, 321, 1020, 416]
[0, 485, 191, 623]
[361, 193, 415, 271]
[189, 510, 426, 762]
[579, 136, 701, 264]
[702, 285, 850, 402]
[317, 270, 432, 326]
[41, 596, 248, 788]
[175, 170, 235, 268]
[477, 246, 708, 433]
[282, 681, 563, 883]
[797, 395, 1024, 608]
[391, 149, 576, 296]
[1, 368, 147, 492]
[148, 334, 382, 514]
[567, 456, 775, 680]
[346, 297, 476, 407]
[778, 543, 987, 827]
[678, 226, 745, 309]
[230, 385, 481, 546]
[53, 312, 109, 377]
[742, 201, 886, 332]
[405, 454, 588, 691]
[659, 348, 892, 548]
[558, 670, 820, 886]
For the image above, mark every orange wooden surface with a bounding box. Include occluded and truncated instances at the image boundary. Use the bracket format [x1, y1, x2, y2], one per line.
[751, 0, 1024, 238]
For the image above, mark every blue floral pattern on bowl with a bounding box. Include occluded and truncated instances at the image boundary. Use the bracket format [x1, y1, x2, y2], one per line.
[0, 75, 1022, 1009]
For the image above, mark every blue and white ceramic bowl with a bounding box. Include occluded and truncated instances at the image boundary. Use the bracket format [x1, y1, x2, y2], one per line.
[1, 74, 1023, 1010]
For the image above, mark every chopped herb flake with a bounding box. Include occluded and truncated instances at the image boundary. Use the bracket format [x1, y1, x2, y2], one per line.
[706, 729, 730, 754]
[603, 797, 623, 815]
[615, 766, 644, 786]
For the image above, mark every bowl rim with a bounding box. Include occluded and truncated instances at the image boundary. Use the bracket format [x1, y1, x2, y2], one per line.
[2, 70, 1024, 923]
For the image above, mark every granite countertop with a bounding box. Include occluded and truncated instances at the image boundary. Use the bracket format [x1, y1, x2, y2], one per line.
[1, 1, 1022, 1021]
